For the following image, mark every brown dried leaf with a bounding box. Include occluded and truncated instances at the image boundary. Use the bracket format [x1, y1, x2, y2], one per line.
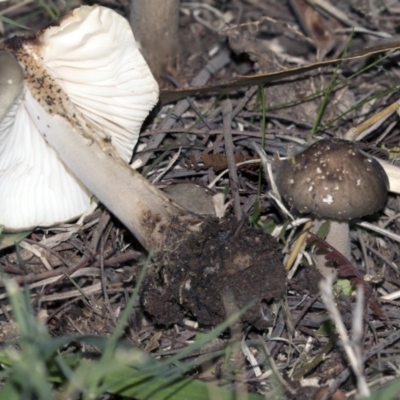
[307, 233, 389, 322]
[290, 0, 335, 54]
[201, 153, 257, 171]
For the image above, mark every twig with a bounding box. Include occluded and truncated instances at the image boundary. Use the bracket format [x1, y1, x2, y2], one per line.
[232, 86, 258, 119]
[141, 127, 301, 138]
[285, 221, 314, 271]
[0, 252, 140, 287]
[364, 243, 398, 273]
[99, 221, 118, 327]
[357, 221, 400, 243]
[138, 50, 231, 168]
[321, 328, 400, 400]
[306, 0, 362, 28]
[270, 294, 320, 358]
[89, 211, 112, 253]
[207, 159, 261, 189]
[345, 100, 400, 141]
[24, 238, 70, 268]
[222, 99, 242, 220]
[319, 277, 370, 398]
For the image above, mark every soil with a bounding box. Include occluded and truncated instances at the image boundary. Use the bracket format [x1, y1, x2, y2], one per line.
[1, 0, 400, 398]
[142, 217, 286, 330]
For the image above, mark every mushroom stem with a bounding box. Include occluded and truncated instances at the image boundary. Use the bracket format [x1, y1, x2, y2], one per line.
[325, 220, 351, 261]
[26, 91, 188, 252]
[313, 219, 351, 277]
[130, 0, 180, 77]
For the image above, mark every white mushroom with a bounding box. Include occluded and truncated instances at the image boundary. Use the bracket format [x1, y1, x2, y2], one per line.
[0, 5, 159, 231]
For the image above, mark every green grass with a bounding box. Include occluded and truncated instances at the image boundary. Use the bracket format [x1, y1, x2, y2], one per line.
[0, 270, 265, 399]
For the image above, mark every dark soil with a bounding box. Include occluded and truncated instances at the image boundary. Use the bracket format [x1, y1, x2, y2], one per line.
[142, 216, 286, 329]
[1, 0, 400, 399]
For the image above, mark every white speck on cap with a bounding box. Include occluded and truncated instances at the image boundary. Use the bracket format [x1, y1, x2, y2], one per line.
[322, 194, 333, 204]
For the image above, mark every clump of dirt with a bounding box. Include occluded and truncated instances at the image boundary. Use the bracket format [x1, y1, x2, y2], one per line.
[142, 217, 286, 330]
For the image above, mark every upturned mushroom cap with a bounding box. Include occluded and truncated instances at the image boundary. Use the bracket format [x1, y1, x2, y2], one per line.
[276, 139, 389, 220]
[0, 5, 159, 231]
[32, 5, 159, 162]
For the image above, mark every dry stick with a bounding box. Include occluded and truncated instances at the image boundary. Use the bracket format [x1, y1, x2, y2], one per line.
[139, 50, 231, 168]
[89, 211, 112, 254]
[40, 281, 127, 303]
[321, 328, 400, 400]
[285, 220, 313, 271]
[344, 100, 400, 141]
[42, 282, 101, 302]
[222, 99, 242, 220]
[142, 128, 277, 138]
[24, 238, 70, 269]
[320, 277, 370, 398]
[30, 258, 96, 307]
[0, 252, 139, 287]
[357, 231, 371, 275]
[231, 86, 258, 119]
[99, 221, 118, 327]
[0, 0, 33, 16]
[364, 243, 398, 272]
[270, 294, 320, 358]
[306, 0, 362, 28]
[142, 127, 303, 138]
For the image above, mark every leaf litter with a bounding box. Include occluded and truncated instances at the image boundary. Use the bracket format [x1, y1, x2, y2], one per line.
[1, 0, 400, 398]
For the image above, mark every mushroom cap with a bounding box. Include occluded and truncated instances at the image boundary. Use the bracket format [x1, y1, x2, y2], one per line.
[0, 5, 159, 231]
[0, 89, 92, 230]
[35, 5, 159, 163]
[276, 139, 389, 220]
[0, 50, 24, 121]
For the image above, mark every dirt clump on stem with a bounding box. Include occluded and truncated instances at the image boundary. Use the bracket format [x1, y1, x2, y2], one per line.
[143, 217, 286, 330]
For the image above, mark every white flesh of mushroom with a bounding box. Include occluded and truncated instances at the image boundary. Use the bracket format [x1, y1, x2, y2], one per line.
[0, 5, 159, 231]
[0, 92, 91, 230]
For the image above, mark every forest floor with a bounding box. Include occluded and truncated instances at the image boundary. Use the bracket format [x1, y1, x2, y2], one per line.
[1, 0, 400, 399]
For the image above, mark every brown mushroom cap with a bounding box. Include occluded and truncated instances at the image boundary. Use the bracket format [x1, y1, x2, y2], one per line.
[276, 139, 389, 220]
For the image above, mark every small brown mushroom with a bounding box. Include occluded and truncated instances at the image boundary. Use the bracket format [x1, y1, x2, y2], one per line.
[276, 138, 389, 275]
